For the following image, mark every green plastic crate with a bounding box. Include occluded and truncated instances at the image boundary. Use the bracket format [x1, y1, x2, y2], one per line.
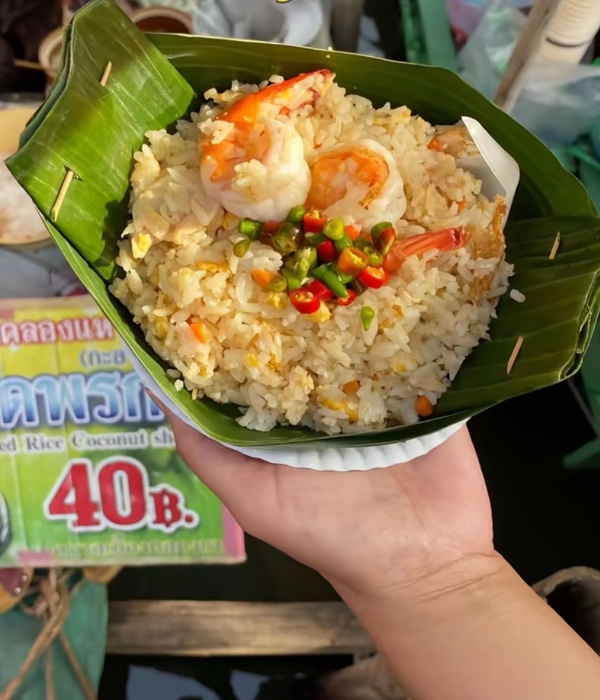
[399, 0, 458, 70]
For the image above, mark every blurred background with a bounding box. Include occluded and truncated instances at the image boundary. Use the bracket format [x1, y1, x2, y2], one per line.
[1, 1, 600, 699]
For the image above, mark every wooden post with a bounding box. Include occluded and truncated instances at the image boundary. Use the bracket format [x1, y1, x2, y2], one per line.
[493, 0, 565, 111]
[107, 601, 374, 657]
[331, 0, 365, 52]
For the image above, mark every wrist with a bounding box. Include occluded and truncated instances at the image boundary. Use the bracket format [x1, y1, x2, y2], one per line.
[333, 550, 510, 615]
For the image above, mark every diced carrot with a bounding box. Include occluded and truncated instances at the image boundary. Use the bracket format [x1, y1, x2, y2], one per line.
[345, 225, 360, 241]
[251, 268, 278, 289]
[416, 396, 434, 417]
[189, 321, 208, 343]
[343, 380, 360, 395]
[427, 136, 445, 152]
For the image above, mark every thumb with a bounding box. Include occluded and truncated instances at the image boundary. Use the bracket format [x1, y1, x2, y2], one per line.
[147, 391, 275, 516]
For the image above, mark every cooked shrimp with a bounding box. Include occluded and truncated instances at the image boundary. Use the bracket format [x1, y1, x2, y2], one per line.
[382, 196, 506, 300]
[306, 139, 406, 229]
[200, 70, 333, 222]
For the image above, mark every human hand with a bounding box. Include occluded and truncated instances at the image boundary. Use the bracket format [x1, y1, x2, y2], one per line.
[164, 408, 494, 600]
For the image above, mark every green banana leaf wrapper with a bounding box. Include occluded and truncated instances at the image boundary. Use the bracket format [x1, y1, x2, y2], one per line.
[7, 0, 600, 449]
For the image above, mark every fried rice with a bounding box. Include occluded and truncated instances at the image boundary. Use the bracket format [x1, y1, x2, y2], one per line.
[111, 75, 512, 435]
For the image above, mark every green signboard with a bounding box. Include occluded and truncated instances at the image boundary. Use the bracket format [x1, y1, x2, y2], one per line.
[0, 296, 245, 567]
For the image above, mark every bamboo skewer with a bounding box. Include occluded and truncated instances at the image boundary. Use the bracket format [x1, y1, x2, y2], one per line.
[507, 336, 524, 374]
[100, 62, 113, 87]
[549, 232, 561, 260]
[493, 0, 565, 112]
[13, 59, 45, 72]
[51, 170, 75, 222]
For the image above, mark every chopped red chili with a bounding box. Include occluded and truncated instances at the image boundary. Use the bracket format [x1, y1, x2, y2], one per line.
[336, 289, 357, 306]
[303, 211, 327, 234]
[316, 239, 337, 262]
[337, 246, 370, 276]
[306, 279, 334, 301]
[358, 266, 390, 289]
[262, 220, 281, 235]
[289, 288, 321, 314]
[377, 227, 397, 257]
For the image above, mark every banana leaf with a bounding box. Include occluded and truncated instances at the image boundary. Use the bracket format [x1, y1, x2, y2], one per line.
[6, 0, 600, 448]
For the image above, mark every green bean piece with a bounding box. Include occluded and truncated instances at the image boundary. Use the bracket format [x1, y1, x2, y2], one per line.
[313, 264, 349, 298]
[334, 268, 355, 285]
[238, 218, 263, 240]
[282, 267, 304, 291]
[334, 232, 352, 253]
[286, 204, 306, 224]
[233, 238, 251, 258]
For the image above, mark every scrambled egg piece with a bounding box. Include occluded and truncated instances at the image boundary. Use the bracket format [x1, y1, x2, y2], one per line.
[323, 399, 359, 423]
[266, 293, 287, 310]
[154, 320, 169, 340]
[222, 212, 239, 231]
[196, 261, 229, 274]
[306, 302, 331, 323]
[131, 232, 152, 259]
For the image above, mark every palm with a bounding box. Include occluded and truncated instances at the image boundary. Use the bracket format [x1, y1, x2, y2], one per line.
[170, 417, 493, 595]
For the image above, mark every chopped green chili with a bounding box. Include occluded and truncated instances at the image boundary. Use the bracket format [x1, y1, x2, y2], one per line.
[351, 278, 367, 295]
[370, 221, 393, 240]
[295, 247, 318, 279]
[362, 245, 384, 266]
[360, 306, 375, 330]
[272, 222, 301, 254]
[266, 275, 288, 293]
[322, 218, 345, 241]
[305, 233, 328, 246]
